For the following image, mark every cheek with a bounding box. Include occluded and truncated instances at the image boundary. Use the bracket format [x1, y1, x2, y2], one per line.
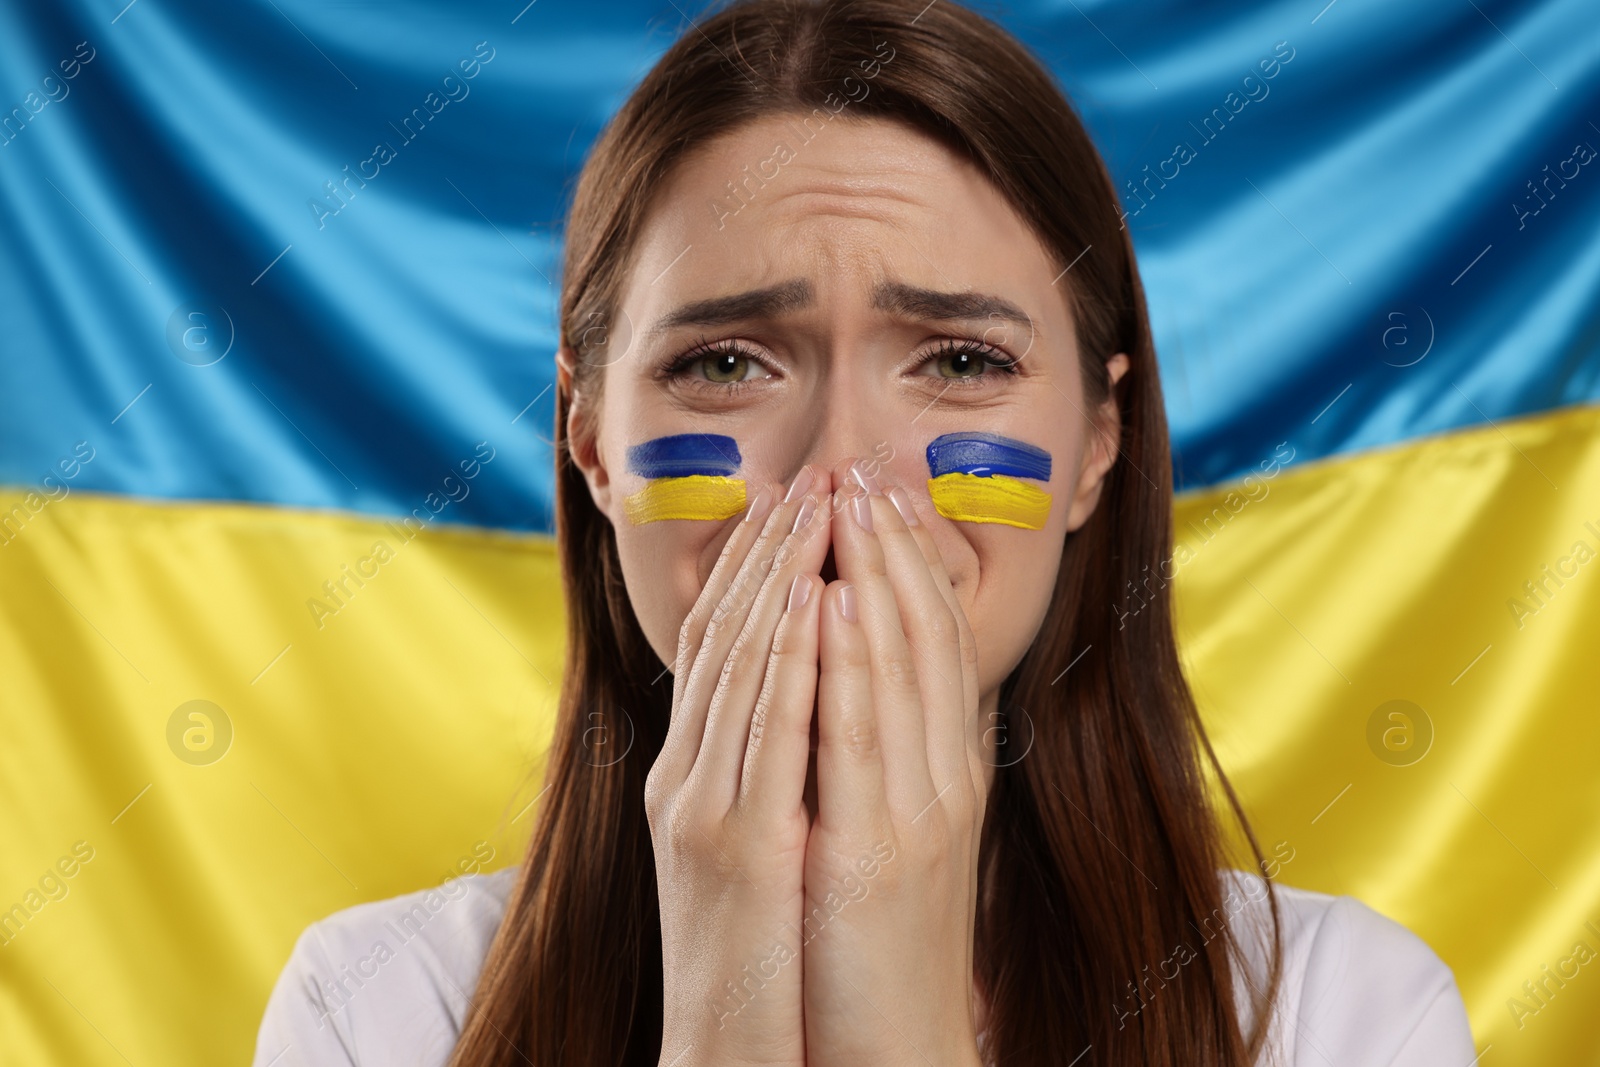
[939, 520, 1065, 696]
[905, 429, 1077, 696]
[606, 429, 755, 661]
[610, 515, 733, 666]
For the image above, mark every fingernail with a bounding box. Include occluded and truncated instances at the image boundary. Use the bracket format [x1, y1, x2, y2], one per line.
[787, 574, 811, 612]
[743, 486, 773, 524]
[791, 497, 816, 534]
[852, 491, 874, 532]
[849, 460, 881, 495]
[838, 583, 857, 622]
[783, 465, 815, 503]
[887, 486, 920, 526]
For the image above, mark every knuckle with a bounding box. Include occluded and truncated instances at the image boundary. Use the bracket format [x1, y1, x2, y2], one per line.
[643, 766, 674, 823]
[924, 611, 957, 650]
[746, 693, 772, 754]
[718, 640, 744, 687]
[841, 716, 879, 760]
[731, 609, 763, 657]
[701, 610, 731, 649]
[771, 539, 798, 569]
[675, 610, 705, 667]
[882, 651, 919, 692]
[959, 630, 980, 671]
[660, 798, 708, 854]
[768, 614, 799, 659]
[724, 578, 757, 617]
[645, 797, 670, 841]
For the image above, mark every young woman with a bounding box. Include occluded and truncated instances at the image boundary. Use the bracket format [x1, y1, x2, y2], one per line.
[255, 1, 1475, 1064]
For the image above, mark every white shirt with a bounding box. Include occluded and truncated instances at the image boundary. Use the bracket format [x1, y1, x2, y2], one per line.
[253, 867, 1475, 1066]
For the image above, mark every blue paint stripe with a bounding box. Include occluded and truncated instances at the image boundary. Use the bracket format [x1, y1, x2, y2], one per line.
[627, 434, 742, 478]
[926, 433, 1052, 481]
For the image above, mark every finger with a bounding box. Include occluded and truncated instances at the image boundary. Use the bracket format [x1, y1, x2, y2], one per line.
[829, 480, 935, 815]
[693, 492, 832, 805]
[670, 480, 776, 702]
[861, 480, 968, 806]
[816, 579, 889, 827]
[737, 573, 821, 823]
[654, 477, 778, 785]
[655, 467, 815, 787]
[886, 484, 981, 772]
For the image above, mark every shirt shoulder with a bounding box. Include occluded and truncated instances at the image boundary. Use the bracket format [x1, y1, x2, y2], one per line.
[1220, 869, 1477, 1067]
[252, 866, 518, 1067]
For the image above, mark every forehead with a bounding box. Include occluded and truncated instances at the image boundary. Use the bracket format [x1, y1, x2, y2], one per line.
[616, 114, 1070, 337]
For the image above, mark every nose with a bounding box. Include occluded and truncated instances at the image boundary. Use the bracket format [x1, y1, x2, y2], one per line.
[772, 342, 919, 508]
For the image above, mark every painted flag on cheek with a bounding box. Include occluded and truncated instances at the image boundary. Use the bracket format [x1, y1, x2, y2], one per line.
[925, 432, 1054, 530]
[622, 434, 746, 524]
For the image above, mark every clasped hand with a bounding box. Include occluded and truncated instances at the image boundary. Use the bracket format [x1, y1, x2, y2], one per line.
[647, 459, 987, 1067]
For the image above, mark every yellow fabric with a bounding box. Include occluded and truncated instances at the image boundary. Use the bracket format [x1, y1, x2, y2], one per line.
[2, 401, 1597, 1063]
[0, 496, 562, 1064]
[1176, 401, 1600, 1062]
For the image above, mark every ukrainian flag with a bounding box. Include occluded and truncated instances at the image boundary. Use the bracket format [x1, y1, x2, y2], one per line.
[622, 434, 747, 524]
[2, 1, 1596, 1063]
[925, 431, 1054, 530]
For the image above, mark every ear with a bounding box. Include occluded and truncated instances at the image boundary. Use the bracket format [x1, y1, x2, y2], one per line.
[558, 343, 614, 517]
[1063, 352, 1130, 532]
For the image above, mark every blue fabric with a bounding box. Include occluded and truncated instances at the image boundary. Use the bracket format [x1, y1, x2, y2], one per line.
[2, 0, 1596, 530]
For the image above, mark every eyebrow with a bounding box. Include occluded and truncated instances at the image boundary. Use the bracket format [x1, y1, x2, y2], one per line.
[871, 280, 1034, 333]
[648, 279, 814, 335]
[647, 278, 1035, 336]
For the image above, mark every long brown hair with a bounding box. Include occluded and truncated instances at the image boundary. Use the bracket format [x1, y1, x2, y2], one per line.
[450, 1, 1282, 1063]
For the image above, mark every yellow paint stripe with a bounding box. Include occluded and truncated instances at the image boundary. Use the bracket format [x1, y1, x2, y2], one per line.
[623, 475, 746, 524]
[927, 472, 1052, 529]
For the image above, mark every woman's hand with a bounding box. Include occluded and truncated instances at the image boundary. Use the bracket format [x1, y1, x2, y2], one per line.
[801, 462, 987, 1067]
[646, 467, 833, 1067]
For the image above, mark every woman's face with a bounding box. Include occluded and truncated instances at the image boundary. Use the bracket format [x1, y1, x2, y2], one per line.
[565, 114, 1125, 714]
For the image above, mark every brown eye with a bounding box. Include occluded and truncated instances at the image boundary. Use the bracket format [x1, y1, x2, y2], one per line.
[688, 346, 772, 384]
[661, 341, 773, 389]
[702, 350, 749, 382]
[937, 348, 988, 378]
[918, 339, 1019, 382]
